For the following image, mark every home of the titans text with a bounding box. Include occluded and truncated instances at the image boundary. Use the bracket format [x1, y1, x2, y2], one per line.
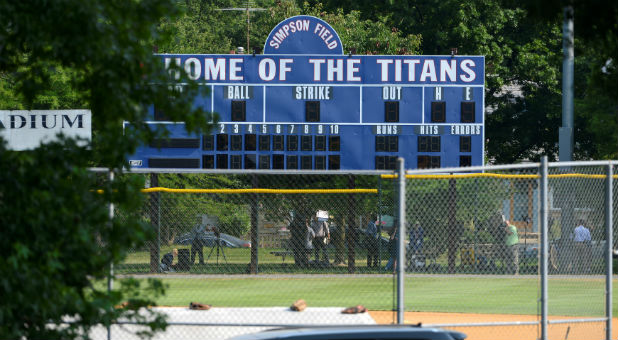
[164, 57, 479, 83]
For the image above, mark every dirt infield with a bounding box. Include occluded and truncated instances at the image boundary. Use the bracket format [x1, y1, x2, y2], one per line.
[369, 311, 617, 340]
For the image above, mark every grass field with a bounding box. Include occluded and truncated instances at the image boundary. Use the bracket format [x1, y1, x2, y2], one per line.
[125, 275, 616, 317]
[117, 247, 614, 318]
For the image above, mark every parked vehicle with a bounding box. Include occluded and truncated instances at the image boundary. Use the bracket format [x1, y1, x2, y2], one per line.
[228, 325, 466, 340]
[174, 231, 251, 248]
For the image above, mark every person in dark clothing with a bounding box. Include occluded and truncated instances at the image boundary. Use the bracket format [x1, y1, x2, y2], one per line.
[385, 226, 398, 272]
[191, 222, 206, 265]
[160, 248, 178, 272]
[289, 213, 307, 266]
[365, 216, 380, 268]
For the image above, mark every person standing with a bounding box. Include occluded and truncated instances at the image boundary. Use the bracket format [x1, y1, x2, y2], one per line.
[289, 213, 306, 267]
[365, 216, 379, 268]
[573, 220, 592, 273]
[385, 226, 398, 272]
[304, 219, 315, 267]
[504, 220, 519, 275]
[191, 221, 206, 265]
[311, 215, 330, 265]
[409, 221, 424, 255]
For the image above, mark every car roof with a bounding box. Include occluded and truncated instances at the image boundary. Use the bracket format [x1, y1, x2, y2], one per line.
[229, 325, 466, 340]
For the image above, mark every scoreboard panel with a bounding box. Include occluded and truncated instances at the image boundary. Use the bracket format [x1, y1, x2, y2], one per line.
[127, 17, 484, 171]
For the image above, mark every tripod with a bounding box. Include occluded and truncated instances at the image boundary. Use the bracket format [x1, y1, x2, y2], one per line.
[206, 231, 228, 264]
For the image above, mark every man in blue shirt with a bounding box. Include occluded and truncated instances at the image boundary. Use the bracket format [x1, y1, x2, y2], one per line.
[573, 220, 592, 273]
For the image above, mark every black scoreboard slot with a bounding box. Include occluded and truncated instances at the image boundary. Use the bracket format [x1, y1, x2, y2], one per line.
[418, 136, 440, 152]
[384, 101, 399, 122]
[375, 156, 397, 170]
[461, 102, 475, 123]
[230, 135, 242, 151]
[259, 155, 271, 169]
[245, 154, 256, 169]
[301, 155, 312, 169]
[259, 135, 271, 151]
[460, 155, 472, 167]
[273, 154, 284, 169]
[430, 136, 441, 152]
[202, 155, 214, 169]
[418, 155, 441, 169]
[460, 136, 471, 152]
[230, 155, 242, 169]
[329, 136, 340, 151]
[216, 134, 228, 151]
[245, 134, 257, 151]
[301, 135, 312, 151]
[387, 136, 398, 152]
[315, 135, 326, 151]
[287, 135, 298, 151]
[305, 101, 320, 122]
[328, 155, 340, 170]
[149, 158, 199, 168]
[286, 155, 298, 169]
[315, 155, 326, 170]
[431, 102, 446, 122]
[273, 135, 284, 151]
[231, 100, 246, 121]
[376, 136, 398, 152]
[150, 138, 200, 148]
[203, 135, 214, 150]
[216, 154, 228, 169]
[376, 136, 386, 152]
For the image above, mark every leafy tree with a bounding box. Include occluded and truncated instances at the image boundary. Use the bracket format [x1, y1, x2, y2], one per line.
[0, 0, 212, 338]
[309, 0, 617, 162]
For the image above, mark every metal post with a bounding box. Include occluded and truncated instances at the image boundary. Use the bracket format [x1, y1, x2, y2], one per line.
[107, 170, 115, 340]
[559, 6, 574, 162]
[149, 173, 160, 273]
[396, 158, 406, 324]
[250, 175, 259, 274]
[378, 176, 383, 271]
[605, 163, 613, 340]
[540, 157, 549, 340]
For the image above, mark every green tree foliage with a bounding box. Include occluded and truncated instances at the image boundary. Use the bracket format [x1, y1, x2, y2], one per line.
[0, 0, 212, 338]
[309, 0, 617, 162]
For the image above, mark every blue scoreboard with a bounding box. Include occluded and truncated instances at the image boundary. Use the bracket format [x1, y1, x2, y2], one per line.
[128, 16, 484, 170]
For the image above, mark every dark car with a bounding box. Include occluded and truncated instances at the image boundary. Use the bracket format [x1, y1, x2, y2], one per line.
[228, 325, 466, 340]
[174, 231, 251, 248]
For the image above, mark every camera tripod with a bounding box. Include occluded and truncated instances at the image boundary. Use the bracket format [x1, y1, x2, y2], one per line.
[206, 232, 228, 265]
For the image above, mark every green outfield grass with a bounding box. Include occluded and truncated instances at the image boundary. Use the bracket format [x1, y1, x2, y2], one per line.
[126, 275, 616, 317]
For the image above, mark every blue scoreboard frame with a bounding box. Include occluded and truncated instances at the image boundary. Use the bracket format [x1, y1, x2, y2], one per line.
[128, 16, 484, 171]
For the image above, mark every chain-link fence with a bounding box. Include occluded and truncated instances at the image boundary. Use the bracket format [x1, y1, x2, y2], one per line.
[91, 160, 615, 340]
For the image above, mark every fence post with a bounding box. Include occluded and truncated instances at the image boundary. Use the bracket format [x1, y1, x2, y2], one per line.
[606, 162, 613, 340]
[149, 173, 160, 273]
[107, 170, 114, 340]
[540, 156, 548, 340]
[347, 174, 357, 273]
[397, 158, 406, 324]
[250, 174, 259, 274]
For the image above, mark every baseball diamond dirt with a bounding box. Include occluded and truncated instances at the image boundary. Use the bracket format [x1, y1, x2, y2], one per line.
[369, 311, 618, 340]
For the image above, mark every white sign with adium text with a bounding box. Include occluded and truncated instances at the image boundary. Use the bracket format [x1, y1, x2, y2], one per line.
[0, 110, 92, 150]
